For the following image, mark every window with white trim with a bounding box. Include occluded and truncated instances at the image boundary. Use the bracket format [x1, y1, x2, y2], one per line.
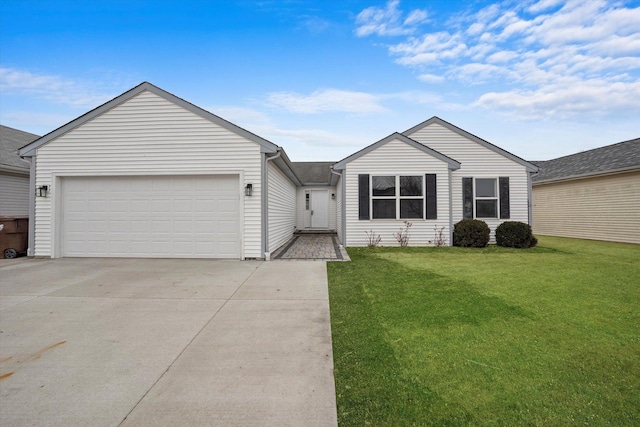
[371, 175, 423, 219]
[475, 178, 497, 218]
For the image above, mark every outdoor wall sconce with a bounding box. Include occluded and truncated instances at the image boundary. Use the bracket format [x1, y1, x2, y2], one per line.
[245, 183, 253, 196]
[331, 193, 336, 200]
[36, 185, 49, 197]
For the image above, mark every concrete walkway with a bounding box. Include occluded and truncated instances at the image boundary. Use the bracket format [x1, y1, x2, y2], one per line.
[272, 234, 350, 261]
[0, 258, 338, 426]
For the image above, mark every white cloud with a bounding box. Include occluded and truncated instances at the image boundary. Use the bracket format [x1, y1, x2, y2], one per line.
[527, 0, 564, 14]
[355, 0, 427, 37]
[356, 0, 640, 119]
[265, 88, 442, 114]
[475, 78, 640, 120]
[266, 89, 387, 114]
[0, 67, 119, 108]
[418, 73, 445, 83]
[404, 9, 429, 26]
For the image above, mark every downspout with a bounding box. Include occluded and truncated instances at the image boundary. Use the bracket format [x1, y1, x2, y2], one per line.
[448, 169, 453, 246]
[262, 150, 282, 260]
[330, 168, 344, 245]
[26, 155, 36, 256]
[527, 172, 534, 227]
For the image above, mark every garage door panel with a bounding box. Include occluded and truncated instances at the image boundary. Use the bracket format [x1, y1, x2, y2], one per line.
[62, 175, 240, 258]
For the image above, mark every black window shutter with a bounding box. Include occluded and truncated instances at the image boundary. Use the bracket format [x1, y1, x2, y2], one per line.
[425, 174, 437, 219]
[358, 174, 370, 220]
[463, 178, 473, 219]
[499, 177, 510, 219]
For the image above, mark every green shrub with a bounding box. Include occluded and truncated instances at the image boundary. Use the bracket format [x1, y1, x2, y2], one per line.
[453, 219, 490, 247]
[495, 221, 538, 248]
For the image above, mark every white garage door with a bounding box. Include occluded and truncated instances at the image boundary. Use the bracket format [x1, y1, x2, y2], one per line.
[62, 175, 240, 258]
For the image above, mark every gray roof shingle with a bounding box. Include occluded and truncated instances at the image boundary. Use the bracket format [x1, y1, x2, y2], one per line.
[1, 125, 39, 173]
[290, 162, 336, 185]
[532, 137, 640, 184]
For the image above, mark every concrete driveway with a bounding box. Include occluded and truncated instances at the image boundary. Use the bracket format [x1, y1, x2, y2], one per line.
[0, 258, 338, 426]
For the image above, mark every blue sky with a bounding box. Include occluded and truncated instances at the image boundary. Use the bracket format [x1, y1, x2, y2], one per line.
[1, 0, 639, 161]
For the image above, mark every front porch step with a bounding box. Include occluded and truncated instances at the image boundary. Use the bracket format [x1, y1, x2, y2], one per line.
[294, 229, 337, 235]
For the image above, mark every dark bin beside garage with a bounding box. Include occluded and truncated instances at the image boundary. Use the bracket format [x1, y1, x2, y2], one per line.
[0, 216, 29, 259]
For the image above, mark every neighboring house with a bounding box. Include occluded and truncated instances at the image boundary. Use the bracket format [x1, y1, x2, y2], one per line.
[1, 125, 39, 216]
[19, 82, 537, 259]
[532, 138, 640, 244]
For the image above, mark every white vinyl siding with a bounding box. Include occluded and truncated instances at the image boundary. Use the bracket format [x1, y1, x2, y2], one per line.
[33, 90, 262, 258]
[344, 138, 452, 247]
[295, 186, 337, 231]
[533, 171, 640, 244]
[267, 161, 296, 252]
[407, 123, 531, 241]
[0, 172, 29, 216]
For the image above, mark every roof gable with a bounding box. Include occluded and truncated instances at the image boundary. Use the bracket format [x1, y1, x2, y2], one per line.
[532, 137, 640, 184]
[403, 116, 538, 173]
[333, 132, 460, 170]
[19, 82, 279, 157]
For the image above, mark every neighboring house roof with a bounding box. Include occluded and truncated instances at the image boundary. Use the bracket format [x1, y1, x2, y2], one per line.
[291, 162, 336, 186]
[532, 137, 640, 184]
[19, 81, 280, 157]
[403, 116, 539, 173]
[1, 125, 39, 174]
[333, 132, 461, 171]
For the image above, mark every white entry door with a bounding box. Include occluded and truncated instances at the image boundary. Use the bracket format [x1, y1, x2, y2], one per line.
[310, 190, 329, 228]
[61, 175, 240, 258]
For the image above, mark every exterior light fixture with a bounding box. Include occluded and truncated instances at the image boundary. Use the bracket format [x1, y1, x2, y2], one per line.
[245, 183, 253, 196]
[36, 185, 49, 197]
[331, 193, 336, 200]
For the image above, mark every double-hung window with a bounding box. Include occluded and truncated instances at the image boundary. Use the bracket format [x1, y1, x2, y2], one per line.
[371, 175, 424, 219]
[462, 177, 510, 219]
[475, 178, 498, 218]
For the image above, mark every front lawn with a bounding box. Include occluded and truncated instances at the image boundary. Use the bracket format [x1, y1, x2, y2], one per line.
[327, 236, 640, 426]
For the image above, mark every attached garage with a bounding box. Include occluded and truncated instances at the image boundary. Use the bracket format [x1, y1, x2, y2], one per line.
[19, 82, 302, 260]
[61, 175, 240, 258]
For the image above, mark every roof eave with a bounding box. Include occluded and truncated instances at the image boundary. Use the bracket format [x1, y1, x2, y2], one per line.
[270, 148, 303, 186]
[532, 166, 640, 185]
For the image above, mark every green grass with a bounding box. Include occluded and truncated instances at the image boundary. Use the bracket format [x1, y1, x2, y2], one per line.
[327, 236, 640, 426]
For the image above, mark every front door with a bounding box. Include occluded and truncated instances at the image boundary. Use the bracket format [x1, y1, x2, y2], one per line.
[310, 190, 329, 228]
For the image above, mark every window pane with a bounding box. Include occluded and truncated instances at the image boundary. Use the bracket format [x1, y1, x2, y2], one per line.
[476, 200, 497, 218]
[476, 178, 496, 197]
[373, 199, 396, 219]
[400, 199, 423, 219]
[372, 176, 395, 196]
[400, 176, 422, 196]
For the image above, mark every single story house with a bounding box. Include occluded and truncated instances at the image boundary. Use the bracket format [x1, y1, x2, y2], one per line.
[532, 138, 640, 244]
[19, 82, 538, 259]
[1, 125, 39, 216]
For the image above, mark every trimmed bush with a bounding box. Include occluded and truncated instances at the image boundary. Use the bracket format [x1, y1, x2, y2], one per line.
[453, 219, 490, 248]
[495, 221, 538, 248]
